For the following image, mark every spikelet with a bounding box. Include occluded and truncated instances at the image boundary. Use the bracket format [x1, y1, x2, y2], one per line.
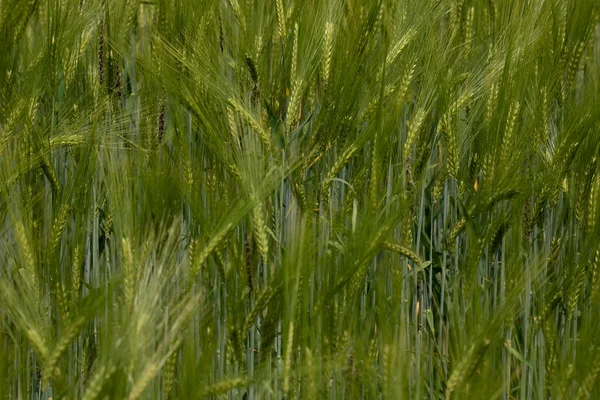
[121, 238, 135, 309]
[361, 81, 403, 123]
[243, 285, 277, 334]
[252, 201, 268, 265]
[44, 315, 87, 385]
[39, 153, 60, 195]
[56, 280, 70, 322]
[229, 97, 271, 151]
[556, 362, 574, 400]
[307, 81, 315, 109]
[322, 141, 360, 207]
[229, 0, 245, 32]
[286, 78, 303, 132]
[291, 23, 299, 84]
[228, 163, 243, 184]
[66, 30, 89, 89]
[382, 344, 392, 397]
[27, 97, 40, 131]
[445, 338, 490, 399]
[283, 321, 294, 394]
[188, 222, 234, 288]
[522, 197, 533, 244]
[82, 365, 110, 400]
[500, 101, 520, 167]
[544, 335, 557, 398]
[72, 245, 82, 297]
[401, 201, 414, 246]
[321, 22, 334, 88]
[370, 132, 379, 211]
[275, 0, 286, 40]
[452, 90, 473, 116]
[481, 152, 494, 187]
[565, 41, 585, 94]
[254, 34, 263, 62]
[464, 7, 474, 51]
[126, 0, 140, 29]
[373, 2, 384, 33]
[49, 133, 85, 148]
[542, 285, 562, 324]
[203, 378, 248, 396]
[450, 0, 463, 33]
[105, 209, 113, 237]
[182, 152, 194, 196]
[163, 350, 177, 399]
[128, 363, 159, 400]
[441, 116, 458, 179]
[404, 107, 425, 158]
[214, 248, 227, 281]
[398, 63, 416, 103]
[335, 329, 350, 361]
[368, 337, 378, 374]
[557, 141, 580, 180]
[49, 204, 69, 258]
[385, 28, 416, 68]
[381, 241, 422, 266]
[15, 221, 36, 285]
[26, 328, 49, 362]
[588, 174, 599, 234]
[188, 238, 198, 269]
[294, 272, 306, 345]
[467, 234, 486, 271]
[575, 349, 600, 400]
[206, 166, 216, 209]
[305, 347, 316, 398]
[591, 249, 600, 301]
[576, 166, 594, 226]
[228, 325, 245, 365]
[3, 99, 25, 134]
[537, 87, 550, 158]
[557, 5, 567, 54]
[486, 82, 498, 126]
[349, 259, 369, 295]
[567, 265, 585, 321]
[341, 170, 367, 217]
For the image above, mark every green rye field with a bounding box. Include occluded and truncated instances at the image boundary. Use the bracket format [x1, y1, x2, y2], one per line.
[1, 0, 600, 398]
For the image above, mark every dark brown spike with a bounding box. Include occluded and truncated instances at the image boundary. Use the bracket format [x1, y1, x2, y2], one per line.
[98, 21, 105, 85]
[245, 54, 258, 84]
[245, 234, 253, 293]
[115, 68, 122, 100]
[218, 16, 224, 54]
[158, 88, 166, 144]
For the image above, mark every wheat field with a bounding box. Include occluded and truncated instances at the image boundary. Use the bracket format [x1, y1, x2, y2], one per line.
[1, 0, 600, 399]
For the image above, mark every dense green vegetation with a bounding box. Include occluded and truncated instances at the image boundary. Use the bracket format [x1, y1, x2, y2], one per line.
[1, 0, 600, 398]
